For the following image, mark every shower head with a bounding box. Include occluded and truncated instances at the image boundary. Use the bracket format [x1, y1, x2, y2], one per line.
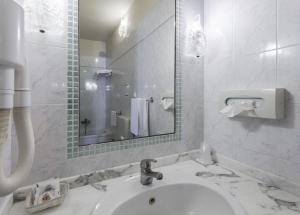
[94, 69, 112, 79]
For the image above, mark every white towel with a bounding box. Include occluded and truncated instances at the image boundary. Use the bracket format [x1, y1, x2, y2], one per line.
[130, 98, 149, 137]
[111, 111, 118, 127]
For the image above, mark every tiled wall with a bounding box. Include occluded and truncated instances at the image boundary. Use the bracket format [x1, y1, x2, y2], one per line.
[204, 0, 300, 185]
[15, 0, 300, 190]
[107, 0, 175, 136]
[13, 0, 204, 185]
[12, 0, 69, 184]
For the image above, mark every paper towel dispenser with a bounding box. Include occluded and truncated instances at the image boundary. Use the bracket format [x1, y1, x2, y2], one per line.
[220, 88, 285, 119]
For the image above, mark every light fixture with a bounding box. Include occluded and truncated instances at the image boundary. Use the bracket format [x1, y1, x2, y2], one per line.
[185, 14, 206, 58]
[118, 16, 129, 38]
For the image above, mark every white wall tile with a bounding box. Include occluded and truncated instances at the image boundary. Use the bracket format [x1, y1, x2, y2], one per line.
[235, 147, 300, 185]
[235, 0, 277, 54]
[204, 0, 235, 58]
[204, 101, 240, 159]
[24, 0, 68, 47]
[231, 104, 300, 161]
[234, 51, 276, 89]
[278, 0, 300, 48]
[277, 45, 300, 104]
[27, 43, 67, 105]
[182, 56, 204, 148]
[26, 104, 67, 184]
[204, 0, 300, 187]
[204, 56, 234, 102]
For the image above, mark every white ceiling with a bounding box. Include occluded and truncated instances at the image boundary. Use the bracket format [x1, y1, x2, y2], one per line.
[79, 0, 135, 42]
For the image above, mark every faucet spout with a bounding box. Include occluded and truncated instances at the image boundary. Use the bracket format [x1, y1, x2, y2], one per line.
[140, 159, 163, 185]
[145, 171, 163, 180]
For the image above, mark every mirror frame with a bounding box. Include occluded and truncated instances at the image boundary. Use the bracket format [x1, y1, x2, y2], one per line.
[67, 0, 181, 158]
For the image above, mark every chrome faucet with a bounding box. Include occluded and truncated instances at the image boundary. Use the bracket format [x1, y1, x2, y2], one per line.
[140, 159, 163, 185]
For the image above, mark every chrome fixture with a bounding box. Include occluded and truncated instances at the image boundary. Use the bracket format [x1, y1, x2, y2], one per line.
[161, 96, 174, 100]
[80, 118, 91, 135]
[146, 97, 154, 103]
[140, 159, 163, 185]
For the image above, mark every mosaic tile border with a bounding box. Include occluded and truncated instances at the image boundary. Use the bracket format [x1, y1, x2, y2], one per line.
[67, 0, 182, 158]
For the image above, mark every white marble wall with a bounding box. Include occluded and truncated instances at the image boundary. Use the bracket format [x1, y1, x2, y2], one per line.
[204, 0, 300, 186]
[10, 0, 204, 185]
[13, 0, 300, 193]
[181, 0, 204, 148]
[13, 0, 69, 184]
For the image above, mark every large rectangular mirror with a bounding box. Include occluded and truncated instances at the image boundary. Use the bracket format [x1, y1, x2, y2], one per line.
[79, 0, 175, 145]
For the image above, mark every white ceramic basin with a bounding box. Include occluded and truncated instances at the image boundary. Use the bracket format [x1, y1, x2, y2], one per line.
[111, 183, 245, 215]
[91, 170, 247, 215]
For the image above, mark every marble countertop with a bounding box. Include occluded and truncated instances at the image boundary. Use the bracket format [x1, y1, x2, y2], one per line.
[9, 160, 300, 215]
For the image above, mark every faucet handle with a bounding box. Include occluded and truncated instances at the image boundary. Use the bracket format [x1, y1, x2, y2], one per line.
[140, 159, 157, 170]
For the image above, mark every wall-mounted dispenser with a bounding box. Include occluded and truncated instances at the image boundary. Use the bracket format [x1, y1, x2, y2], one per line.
[0, 0, 34, 196]
[219, 89, 285, 119]
[161, 96, 174, 111]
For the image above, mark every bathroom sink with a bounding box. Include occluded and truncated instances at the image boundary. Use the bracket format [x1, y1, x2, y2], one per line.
[91, 172, 247, 215]
[111, 183, 246, 215]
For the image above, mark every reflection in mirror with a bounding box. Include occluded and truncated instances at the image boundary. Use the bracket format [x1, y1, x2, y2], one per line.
[79, 0, 175, 145]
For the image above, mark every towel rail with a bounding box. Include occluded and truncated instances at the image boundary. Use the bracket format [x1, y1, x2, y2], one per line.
[146, 97, 154, 103]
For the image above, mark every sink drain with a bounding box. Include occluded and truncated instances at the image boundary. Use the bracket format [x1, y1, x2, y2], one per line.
[149, 197, 156, 205]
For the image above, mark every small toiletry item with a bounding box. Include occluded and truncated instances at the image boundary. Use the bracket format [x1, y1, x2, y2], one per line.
[37, 183, 60, 205]
[33, 184, 39, 206]
[197, 143, 215, 165]
[31, 179, 61, 206]
[25, 180, 69, 213]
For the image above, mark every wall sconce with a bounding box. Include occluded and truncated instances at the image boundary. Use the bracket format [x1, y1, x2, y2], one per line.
[185, 14, 206, 58]
[118, 16, 129, 38]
